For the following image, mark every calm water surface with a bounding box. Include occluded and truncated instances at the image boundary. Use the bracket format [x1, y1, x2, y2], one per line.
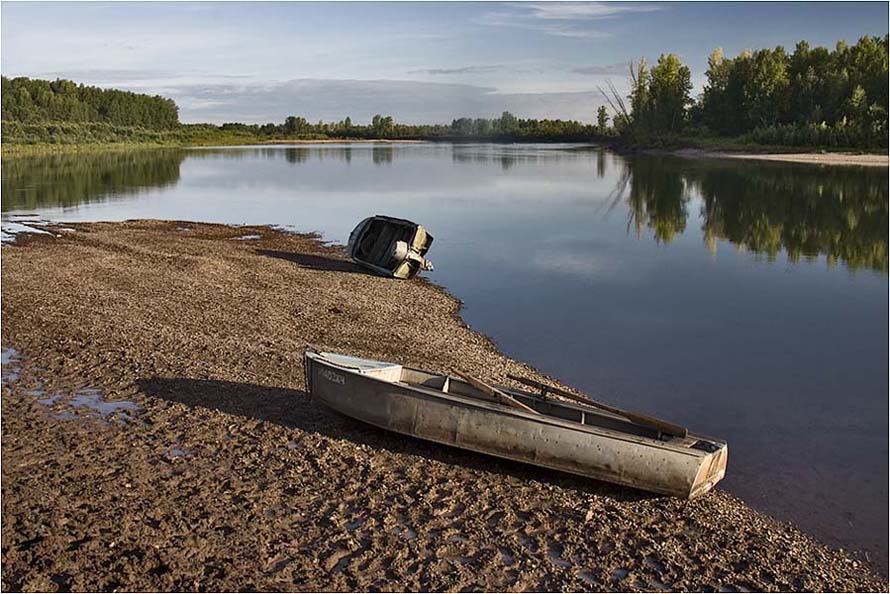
[3, 143, 887, 570]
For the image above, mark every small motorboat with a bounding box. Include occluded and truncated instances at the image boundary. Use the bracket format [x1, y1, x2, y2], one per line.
[304, 350, 727, 498]
[346, 215, 433, 279]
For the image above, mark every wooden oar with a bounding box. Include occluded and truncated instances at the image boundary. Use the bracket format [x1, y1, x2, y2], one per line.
[506, 374, 688, 438]
[455, 371, 538, 415]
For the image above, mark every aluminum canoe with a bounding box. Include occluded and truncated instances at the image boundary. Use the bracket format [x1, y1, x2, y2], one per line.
[305, 351, 727, 498]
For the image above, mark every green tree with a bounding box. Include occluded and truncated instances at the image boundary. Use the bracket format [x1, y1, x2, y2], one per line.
[496, 111, 518, 133]
[648, 53, 693, 133]
[628, 59, 651, 130]
[596, 105, 609, 133]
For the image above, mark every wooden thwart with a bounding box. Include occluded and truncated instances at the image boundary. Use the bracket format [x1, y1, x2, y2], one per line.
[507, 374, 688, 438]
[455, 371, 538, 415]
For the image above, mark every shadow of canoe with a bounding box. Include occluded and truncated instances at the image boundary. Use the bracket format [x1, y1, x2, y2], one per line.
[256, 249, 368, 275]
[136, 376, 657, 503]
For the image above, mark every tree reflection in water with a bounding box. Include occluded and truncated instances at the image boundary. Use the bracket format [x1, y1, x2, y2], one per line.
[2, 149, 186, 211]
[620, 155, 888, 273]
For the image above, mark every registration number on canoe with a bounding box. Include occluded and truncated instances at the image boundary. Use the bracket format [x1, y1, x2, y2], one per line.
[320, 368, 346, 385]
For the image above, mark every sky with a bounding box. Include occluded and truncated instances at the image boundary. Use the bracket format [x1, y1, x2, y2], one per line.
[1, 1, 887, 124]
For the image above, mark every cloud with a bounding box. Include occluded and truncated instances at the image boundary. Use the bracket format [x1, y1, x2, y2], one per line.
[520, 2, 663, 20]
[571, 62, 633, 76]
[477, 2, 663, 38]
[408, 65, 505, 76]
[114, 78, 609, 125]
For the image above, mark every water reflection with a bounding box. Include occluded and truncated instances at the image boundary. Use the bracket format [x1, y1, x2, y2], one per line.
[624, 157, 689, 244]
[3, 146, 886, 274]
[450, 144, 608, 172]
[284, 148, 310, 164]
[695, 161, 888, 272]
[620, 156, 888, 273]
[372, 145, 393, 165]
[1, 149, 185, 212]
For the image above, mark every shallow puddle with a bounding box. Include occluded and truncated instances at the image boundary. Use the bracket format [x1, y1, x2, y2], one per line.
[1, 347, 22, 386]
[37, 394, 63, 406]
[70, 388, 140, 417]
[32, 383, 141, 424]
[1, 221, 54, 243]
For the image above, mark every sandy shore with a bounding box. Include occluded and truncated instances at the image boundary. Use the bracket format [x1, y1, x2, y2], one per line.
[1, 221, 885, 592]
[672, 147, 888, 167]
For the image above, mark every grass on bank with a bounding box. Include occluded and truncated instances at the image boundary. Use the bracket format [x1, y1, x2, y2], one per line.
[0, 121, 293, 156]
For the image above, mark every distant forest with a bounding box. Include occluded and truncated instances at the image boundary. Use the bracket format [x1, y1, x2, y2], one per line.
[218, 112, 599, 142]
[1, 76, 179, 129]
[2, 34, 887, 149]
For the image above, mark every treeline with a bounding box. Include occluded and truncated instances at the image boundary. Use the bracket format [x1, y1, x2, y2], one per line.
[605, 34, 889, 149]
[216, 114, 446, 140]
[217, 111, 600, 142]
[1, 76, 179, 130]
[446, 112, 600, 140]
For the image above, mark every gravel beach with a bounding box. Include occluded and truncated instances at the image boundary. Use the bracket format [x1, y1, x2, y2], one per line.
[1, 220, 885, 592]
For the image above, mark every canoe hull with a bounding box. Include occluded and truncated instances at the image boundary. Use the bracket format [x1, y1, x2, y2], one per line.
[305, 354, 726, 498]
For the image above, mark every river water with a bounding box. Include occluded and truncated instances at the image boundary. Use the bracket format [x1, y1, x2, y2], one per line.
[2, 143, 887, 570]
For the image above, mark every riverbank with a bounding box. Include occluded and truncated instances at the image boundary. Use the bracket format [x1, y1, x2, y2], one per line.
[0, 137, 426, 157]
[670, 147, 889, 167]
[1, 220, 885, 591]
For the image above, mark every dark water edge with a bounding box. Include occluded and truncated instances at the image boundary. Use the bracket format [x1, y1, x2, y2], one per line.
[2, 143, 887, 574]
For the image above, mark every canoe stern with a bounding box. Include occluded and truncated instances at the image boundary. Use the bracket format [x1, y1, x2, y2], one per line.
[689, 442, 728, 499]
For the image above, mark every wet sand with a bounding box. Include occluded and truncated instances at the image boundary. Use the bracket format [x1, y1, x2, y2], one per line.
[1, 220, 885, 592]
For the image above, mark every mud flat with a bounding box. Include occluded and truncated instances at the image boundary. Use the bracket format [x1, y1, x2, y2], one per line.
[1, 220, 885, 592]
